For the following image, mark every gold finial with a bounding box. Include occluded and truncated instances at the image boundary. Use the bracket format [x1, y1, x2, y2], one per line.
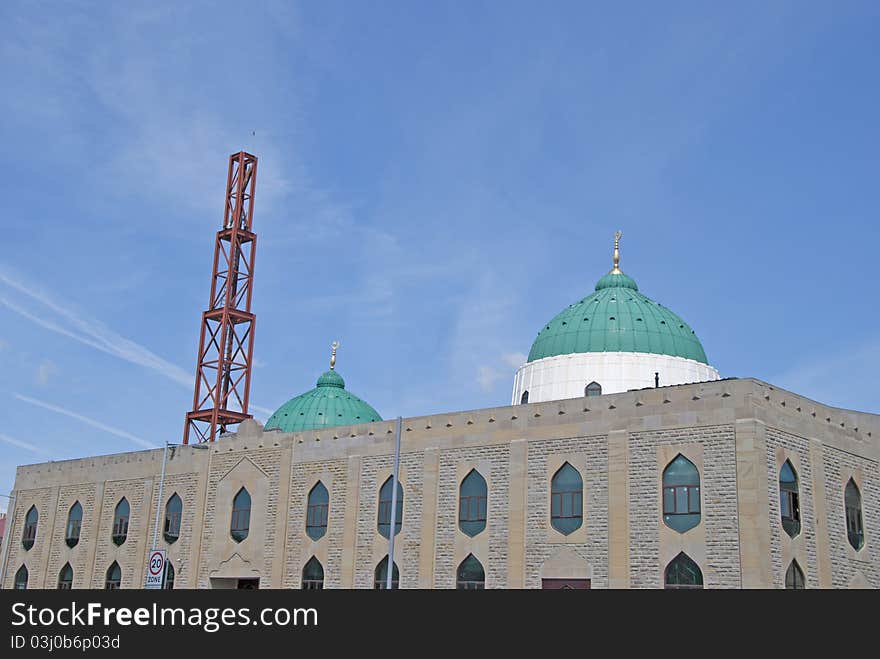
[330, 340, 340, 370]
[610, 230, 623, 274]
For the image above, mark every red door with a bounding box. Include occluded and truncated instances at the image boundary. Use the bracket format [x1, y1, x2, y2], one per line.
[541, 578, 591, 589]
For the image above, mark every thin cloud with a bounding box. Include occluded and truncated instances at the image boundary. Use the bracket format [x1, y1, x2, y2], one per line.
[14, 393, 157, 450]
[0, 270, 191, 386]
[0, 433, 50, 457]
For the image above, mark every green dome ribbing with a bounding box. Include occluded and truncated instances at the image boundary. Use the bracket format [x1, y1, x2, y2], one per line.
[527, 271, 709, 364]
[264, 369, 382, 432]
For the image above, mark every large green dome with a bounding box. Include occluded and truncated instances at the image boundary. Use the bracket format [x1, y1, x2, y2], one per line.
[527, 270, 709, 364]
[264, 368, 382, 433]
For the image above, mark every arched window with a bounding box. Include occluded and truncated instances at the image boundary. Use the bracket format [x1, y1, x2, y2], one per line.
[22, 505, 38, 550]
[459, 469, 488, 537]
[164, 493, 182, 544]
[456, 554, 485, 590]
[105, 562, 122, 590]
[302, 556, 324, 590]
[58, 563, 73, 590]
[520, 390, 529, 404]
[112, 498, 129, 546]
[779, 460, 800, 538]
[164, 561, 175, 590]
[231, 488, 251, 543]
[845, 479, 864, 551]
[550, 462, 583, 535]
[306, 481, 329, 541]
[662, 454, 701, 533]
[664, 552, 703, 589]
[785, 560, 805, 589]
[374, 556, 400, 589]
[66, 502, 82, 548]
[14, 565, 28, 590]
[377, 476, 403, 539]
[585, 382, 602, 397]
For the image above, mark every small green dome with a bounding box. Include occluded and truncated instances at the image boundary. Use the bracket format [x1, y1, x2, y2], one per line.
[527, 270, 709, 364]
[264, 369, 382, 433]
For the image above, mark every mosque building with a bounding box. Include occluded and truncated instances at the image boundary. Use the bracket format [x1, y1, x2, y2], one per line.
[1, 235, 877, 589]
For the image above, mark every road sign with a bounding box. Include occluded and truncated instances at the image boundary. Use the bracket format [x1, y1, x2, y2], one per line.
[145, 549, 166, 589]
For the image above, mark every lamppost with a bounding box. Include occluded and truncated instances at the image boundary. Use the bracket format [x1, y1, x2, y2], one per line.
[0, 493, 16, 590]
[148, 442, 208, 588]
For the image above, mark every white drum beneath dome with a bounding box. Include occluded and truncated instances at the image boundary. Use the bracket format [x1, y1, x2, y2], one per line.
[512, 351, 721, 405]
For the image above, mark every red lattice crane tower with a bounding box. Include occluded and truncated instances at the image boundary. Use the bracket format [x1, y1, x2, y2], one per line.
[184, 151, 258, 443]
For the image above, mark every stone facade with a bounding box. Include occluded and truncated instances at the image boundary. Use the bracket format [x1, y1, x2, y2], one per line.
[1, 378, 878, 589]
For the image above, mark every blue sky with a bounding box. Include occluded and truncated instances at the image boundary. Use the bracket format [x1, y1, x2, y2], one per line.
[1, 1, 878, 510]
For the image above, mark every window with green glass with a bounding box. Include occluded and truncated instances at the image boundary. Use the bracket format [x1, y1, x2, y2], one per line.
[231, 487, 251, 543]
[664, 552, 703, 589]
[779, 460, 800, 538]
[377, 477, 403, 539]
[105, 562, 122, 590]
[520, 390, 529, 404]
[112, 498, 129, 546]
[302, 556, 324, 590]
[785, 560, 805, 589]
[550, 463, 583, 535]
[164, 561, 175, 590]
[459, 469, 487, 537]
[306, 481, 329, 541]
[164, 493, 182, 544]
[662, 454, 701, 533]
[66, 502, 82, 548]
[14, 565, 28, 590]
[456, 554, 485, 590]
[845, 479, 864, 551]
[58, 563, 73, 590]
[585, 382, 602, 397]
[374, 556, 400, 589]
[22, 505, 38, 551]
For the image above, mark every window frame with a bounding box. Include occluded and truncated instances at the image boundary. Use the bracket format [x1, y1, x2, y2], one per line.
[230, 487, 251, 543]
[22, 506, 38, 551]
[550, 463, 583, 535]
[111, 498, 129, 547]
[844, 479, 864, 551]
[105, 562, 122, 590]
[163, 493, 182, 544]
[58, 563, 74, 590]
[305, 481, 330, 541]
[66, 502, 83, 548]
[301, 556, 324, 590]
[377, 477, 403, 539]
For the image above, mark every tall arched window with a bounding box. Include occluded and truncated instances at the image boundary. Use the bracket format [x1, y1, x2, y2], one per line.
[459, 469, 488, 537]
[22, 505, 38, 550]
[779, 460, 800, 538]
[66, 501, 82, 548]
[164, 493, 182, 544]
[231, 487, 251, 543]
[374, 556, 399, 589]
[550, 462, 583, 535]
[845, 479, 864, 551]
[164, 561, 175, 590]
[585, 382, 602, 397]
[520, 390, 529, 404]
[302, 556, 324, 590]
[377, 477, 403, 539]
[14, 565, 28, 590]
[662, 454, 701, 533]
[306, 481, 329, 541]
[456, 554, 485, 590]
[105, 562, 122, 590]
[785, 560, 805, 589]
[112, 498, 129, 546]
[58, 563, 73, 590]
[664, 552, 703, 589]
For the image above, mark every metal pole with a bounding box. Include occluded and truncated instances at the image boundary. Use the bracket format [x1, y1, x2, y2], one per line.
[386, 416, 402, 589]
[0, 493, 16, 589]
[151, 442, 169, 551]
